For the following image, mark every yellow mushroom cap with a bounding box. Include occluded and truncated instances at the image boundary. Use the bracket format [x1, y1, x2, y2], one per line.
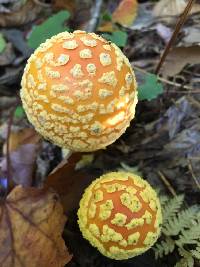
[78, 172, 162, 260]
[20, 31, 138, 152]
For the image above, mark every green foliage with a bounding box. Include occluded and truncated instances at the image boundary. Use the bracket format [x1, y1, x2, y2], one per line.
[14, 106, 25, 118]
[102, 31, 128, 47]
[162, 194, 184, 224]
[154, 194, 200, 267]
[154, 237, 175, 258]
[0, 33, 6, 54]
[175, 248, 194, 267]
[163, 206, 199, 236]
[28, 11, 70, 49]
[138, 73, 163, 101]
[101, 11, 112, 21]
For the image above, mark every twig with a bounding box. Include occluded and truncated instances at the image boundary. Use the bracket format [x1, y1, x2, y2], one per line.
[32, 0, 51, 7]
[155, 0, 196, 74]
[85, 0, 103, 32]
[157, 171, 177, 196]
[169, 90, 200, 94]
[188, 160, 200, 191]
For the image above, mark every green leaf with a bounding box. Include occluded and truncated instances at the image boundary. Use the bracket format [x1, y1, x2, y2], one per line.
[162, 195, 184, 224]
[101, 11, 112, 21]
[0, 33, 6, 54]
[14, 106, 25, 118]
[102, 31, 128, 47]
[138, 73, 163, 101]
[28, 10, 70, 49]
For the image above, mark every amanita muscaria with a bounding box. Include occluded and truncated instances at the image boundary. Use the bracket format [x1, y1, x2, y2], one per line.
[78, 172, 162, 260]
[20, 31, 138, 152]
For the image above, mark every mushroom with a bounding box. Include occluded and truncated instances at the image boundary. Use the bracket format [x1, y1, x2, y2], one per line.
[20, 31, 138, 152]
[78, 171, 162, 260]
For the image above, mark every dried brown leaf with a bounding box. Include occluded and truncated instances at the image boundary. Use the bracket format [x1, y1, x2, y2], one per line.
[3, 128, 40, 154]
[1, 128, 41, 186]
[0, 185, 72, 267]
[53, 0, 76, 13]
[161, 45, 200, 77]
[0, 0, 43, 27]
[45, 153, 94, 213]
[153, 0, 200, 24]
[112, 0, 138, 27]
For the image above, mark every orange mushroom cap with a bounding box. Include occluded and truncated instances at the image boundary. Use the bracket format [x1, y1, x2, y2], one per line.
[78, 172, 162, 260]
[20, 31, 138, 152]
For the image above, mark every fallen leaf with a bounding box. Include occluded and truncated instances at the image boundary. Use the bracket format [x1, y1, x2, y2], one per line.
[3, 128, 40, 153]
[53, 0, 76, 13]
[45, 153, 95, 213]
[153, 0, 200, 24]
[112, 0, 138, 27]
[0, 33, 6, 54]
[0, 185, 72, 267]
[130, 96, 200, 194]
[28, 10, 70, 49]
[156, 23, 172, 43]
[138, 73, 163, 101]
[0, 128, 41, 186]
[161, 46, 200, 77]
[98, 21, 115, 32]
[128, 3, 154, 30]
[0, 0, 43, 27]
[181, 26, 200, 46]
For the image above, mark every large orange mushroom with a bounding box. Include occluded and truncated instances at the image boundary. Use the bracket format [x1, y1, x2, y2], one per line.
[78, 172, 162, 260]
[20, 31, 138, 152]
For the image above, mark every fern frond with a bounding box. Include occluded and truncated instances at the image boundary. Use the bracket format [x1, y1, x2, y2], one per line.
[153, 237, 175, 259]
[162, 206, 200, 236]
[175, 248, 194, 267]
[175, 256, 194, 267]
[162, 195, 184, 224]
[191, 245, 200, 260]
[176, 224, 200, 247]
[159, 195, 169, 206]
[154, 194, 200, 266]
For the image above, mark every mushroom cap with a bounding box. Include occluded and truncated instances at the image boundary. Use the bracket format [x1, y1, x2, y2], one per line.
[20, 31, 137, 152]
[78, 172, 162, 260]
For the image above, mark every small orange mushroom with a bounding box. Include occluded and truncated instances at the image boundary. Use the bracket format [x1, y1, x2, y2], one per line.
[78, 172, 162, 260]
[20, 31, 138, 152]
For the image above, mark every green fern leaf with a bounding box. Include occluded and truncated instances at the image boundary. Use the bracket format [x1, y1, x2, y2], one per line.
[175, 257, 194, 267]
[175, 248, 194, 267]
[153, 237, 175, 259]
[162, 206, 199, 236]
[176, 224, 200, 246]
[159, 195, 169, 206]
[162, 195, 184, 224]
[191, 245, 200, 260]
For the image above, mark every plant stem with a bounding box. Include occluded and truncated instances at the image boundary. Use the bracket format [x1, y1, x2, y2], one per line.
[155, 0, 196, 75]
